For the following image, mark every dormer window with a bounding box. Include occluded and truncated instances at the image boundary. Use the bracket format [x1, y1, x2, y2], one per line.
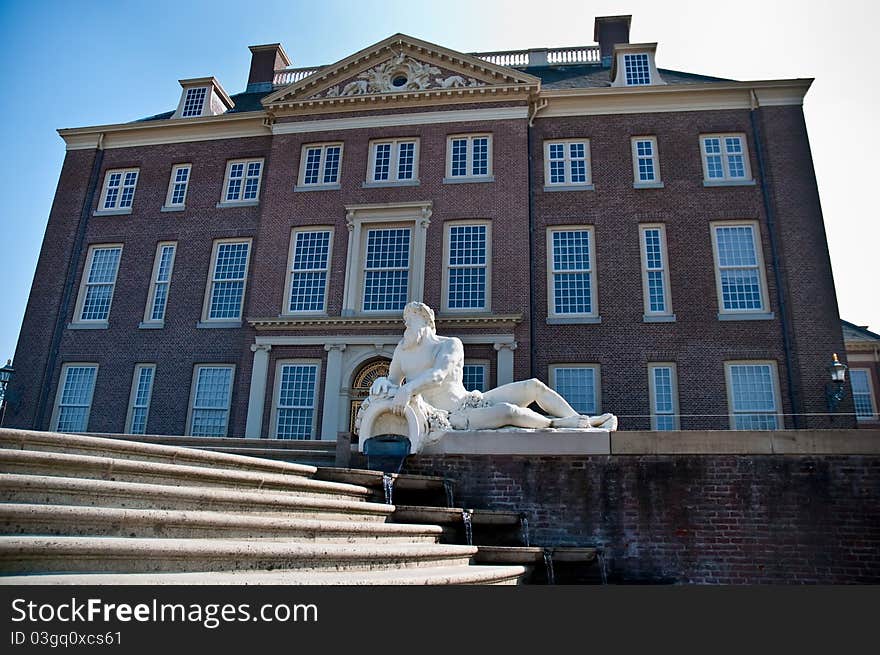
[624, 53, 651, 85]
[174, 77, 234, 119]
[181, 87, 208, 117]
[610, 43, 665, 87]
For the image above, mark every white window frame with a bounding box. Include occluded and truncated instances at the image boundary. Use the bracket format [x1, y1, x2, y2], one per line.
[201, 238, 252, 325]
[444, 134, 493, 183]
[549, 364, 601, 415]
[851, 368, 879, 421]
[648, 363, 680, 431]
[700, 133, 753, 185]
[639, 224, 674, 321]
[631, 136, 662, 188]
[462, 360, 490, 393]
[283, 227, 334, 315]
[710, 221, 772, 320]
[546, 226, 599, 323]
[163, 164, 191, 210]
[50, 363, 98, 433]
[71, 244, 123, 327]
[186, 364, 235, 437]
[219, 158, 263, 206]
[180, 87, 208, 118]
[296, 142, 344, 190]
[125, 363, 156, 434]
[96, 168, 139, 215]
[442, 220, 491, 313]
[366, 138, 420, 186]
[543, 139, 592, 190]
[270, 359, 321, 440]
[342, 202, 431, 316]
[624, 53, 652, 86]
[724, 361, 784, 430]
[142, 242, 177, 327]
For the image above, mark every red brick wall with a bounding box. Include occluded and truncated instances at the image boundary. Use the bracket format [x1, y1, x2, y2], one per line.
[405, 454, 880, 584]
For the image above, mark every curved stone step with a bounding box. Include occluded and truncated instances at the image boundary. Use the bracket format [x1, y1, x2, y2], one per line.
[0, 429, 316, 477]
[392, 506, 522, 526]
[0, 537, 479, 574]
[89, 433, 336, 451]
[194, 447, 334, 463]
[0, 564, 526, 585]
[1, 504, 441, 543]
[0, 475, 393, 522]
[0, 449, 366, 498]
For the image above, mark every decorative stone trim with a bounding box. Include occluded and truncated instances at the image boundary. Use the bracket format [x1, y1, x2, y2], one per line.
[248, 313, 523, 331]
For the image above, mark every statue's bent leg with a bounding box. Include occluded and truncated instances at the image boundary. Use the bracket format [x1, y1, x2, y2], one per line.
[482, 379, 580, 418]
[452, 402, 552, 430]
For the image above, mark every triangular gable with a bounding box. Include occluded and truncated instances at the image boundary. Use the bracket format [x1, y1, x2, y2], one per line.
[263, 33, 540, 110]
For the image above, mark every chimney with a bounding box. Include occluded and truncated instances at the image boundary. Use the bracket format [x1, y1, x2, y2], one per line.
[247, 43, 291, 92]
[594, 15, 632, 66]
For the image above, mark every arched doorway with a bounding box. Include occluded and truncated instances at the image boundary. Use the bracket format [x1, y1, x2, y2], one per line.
[349, 358, 390, 433]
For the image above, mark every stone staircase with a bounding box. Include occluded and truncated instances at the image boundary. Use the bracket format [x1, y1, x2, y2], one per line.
[87, 433, 337, 467]
[0, 429, 526, 585]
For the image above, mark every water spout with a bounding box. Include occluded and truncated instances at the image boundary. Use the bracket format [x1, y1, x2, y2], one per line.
[519, 515, 530, 547]
[443, 479, 455, 508]
[543, 549, 556, 585]
[381, 473, 394, 505]
[461, 508, 474, 546]
[597, 550, 608, 585]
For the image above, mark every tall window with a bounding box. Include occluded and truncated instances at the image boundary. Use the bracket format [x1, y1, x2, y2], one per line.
[285, 229, 333, 314]
[544, 140, 591, 188]
[445, 222, 490, 311]
[126, 364, 155, 435]
[362, 227, 411, 312]
[446, 134, 492, 180]
[711, 222, 768, 315]
[462, 363, 488, 393]
[551, 365, 599, 415]
[547, 227, 596, 319]
[851, 369, 878, 420]
[624, 53, 651, 85]
[368, 139, 418, 183]
[188, 365, 234, 437]
[144, 242, 176, 325]
[164, 164, 191, 208]
[98, 169, 139, 212]
[726, 362, 781, 430]
[631, 137, 661, 185]
[648, 364, 679, 431]
[298, 143, 342, 187]
[222, 159, 263, 204]
[640, 225, 673, 319]
[75, 245, 122, 324]
[701, 134, 752, 183]
[204, 240, 251, 322]
[181, 87, 207, 117]
[273, 362, 319, 439]
[52, 364, 98, 433]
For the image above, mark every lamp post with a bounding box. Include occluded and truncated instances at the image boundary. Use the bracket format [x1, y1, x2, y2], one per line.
[0, 359, 13, 426]
[825, 353, 848, 415]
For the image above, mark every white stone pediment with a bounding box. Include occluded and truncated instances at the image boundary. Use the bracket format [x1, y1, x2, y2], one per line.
[263, 34, 540, 110]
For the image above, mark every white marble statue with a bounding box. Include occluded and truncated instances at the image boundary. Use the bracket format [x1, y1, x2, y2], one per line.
[356, 302, 617, 453]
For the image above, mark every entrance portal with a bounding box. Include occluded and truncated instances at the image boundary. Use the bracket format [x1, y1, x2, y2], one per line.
[349, 358, 390, 433]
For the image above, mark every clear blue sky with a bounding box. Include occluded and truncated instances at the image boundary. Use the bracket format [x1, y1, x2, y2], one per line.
[1, 0, 877, 367]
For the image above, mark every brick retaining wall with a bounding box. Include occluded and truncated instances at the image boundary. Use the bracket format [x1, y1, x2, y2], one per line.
[403, 453, 880, 584]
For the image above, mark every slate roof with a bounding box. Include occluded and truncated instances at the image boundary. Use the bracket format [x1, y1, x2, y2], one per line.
[842, 320, 880, 344]
[133, 63, 733, 122]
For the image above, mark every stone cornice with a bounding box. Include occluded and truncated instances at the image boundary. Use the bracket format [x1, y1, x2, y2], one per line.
[539, 78, 813, 117]
[248, 313, 523, 331]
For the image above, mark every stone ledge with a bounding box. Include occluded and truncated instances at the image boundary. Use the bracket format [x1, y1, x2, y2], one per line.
[420, 429, 611, 455]
[611, 429, 880, 455]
